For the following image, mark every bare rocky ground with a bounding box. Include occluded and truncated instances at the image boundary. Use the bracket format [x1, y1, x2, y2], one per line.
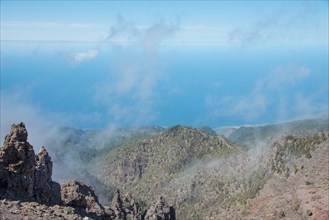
[247, 137, 329, 219]
[0, 199, 84, 220]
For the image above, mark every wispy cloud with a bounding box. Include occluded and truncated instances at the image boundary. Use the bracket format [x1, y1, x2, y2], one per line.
[69, 49, 99, 64]
[205, 82, 267, 121]
[141, 23, 177, 56]
[0, 91, 107, 191]
[293, 89, 329, 118]
[0, 92, 59, 147]
[228, 2, 325, 47]
[106, 14, 139, 41]
[268, 65, 310, 89]
[205, 64, 322, 123]
[105, 14, 178, 47]
[93, 16, 178, 125]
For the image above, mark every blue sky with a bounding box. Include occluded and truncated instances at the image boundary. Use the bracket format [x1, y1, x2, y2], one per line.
[0, 1, 328, 132]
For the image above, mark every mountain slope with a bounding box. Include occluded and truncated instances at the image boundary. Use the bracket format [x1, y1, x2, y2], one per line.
[91, 125, 242, 217]
[222, 118, 328, 147]
[247, 131, 329, 219]
[87, 121, 328, 219]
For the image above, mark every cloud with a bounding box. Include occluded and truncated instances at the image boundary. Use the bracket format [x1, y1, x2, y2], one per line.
[0, 92, 60, 149]
[268, 65, 310, 89]
[228, 2, 324, 47]
[93, 16, 178, 125]
[106, 14, 178, 47]
[141, 23, 177, 56]
[70, 49, 99, 64]
[0, 91, 110, 199]
[0, 91, 101, 142]
[106, 14, 139, 41]
[205, 64, 318, 123]
[205, 83, 267, 121]
[293, 90, 329, 117]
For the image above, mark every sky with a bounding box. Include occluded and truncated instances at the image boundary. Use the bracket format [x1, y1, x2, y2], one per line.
[1, 1, 328, 135]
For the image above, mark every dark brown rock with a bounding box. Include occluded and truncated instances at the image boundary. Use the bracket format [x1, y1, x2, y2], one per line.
[111, 189, 124, 218]
[0, 123, 60, 205]
[145, 196, 175, 220]
[306, 209, 313, 216]
[123, 193, 144, 219]
[0, 122, 36, 200]
[108, 189, 145, 220]
[34, 146, 61, 204]
[61, 180, 105, 216]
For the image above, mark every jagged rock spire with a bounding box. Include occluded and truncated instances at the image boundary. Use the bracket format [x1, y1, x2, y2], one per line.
[111, 189, 125, 218]
[0, 122, 36, 200]
[0, 122, 60, 204]
[145, 196, 176, 220]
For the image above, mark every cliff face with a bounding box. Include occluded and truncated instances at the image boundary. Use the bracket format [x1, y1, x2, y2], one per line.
[0, 122, 176, 220]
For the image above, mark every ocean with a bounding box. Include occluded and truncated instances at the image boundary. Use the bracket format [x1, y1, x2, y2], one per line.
[1, 41, 328, 128]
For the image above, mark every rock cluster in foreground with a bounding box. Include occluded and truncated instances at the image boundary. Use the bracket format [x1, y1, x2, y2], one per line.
[0, 122, 175, 220]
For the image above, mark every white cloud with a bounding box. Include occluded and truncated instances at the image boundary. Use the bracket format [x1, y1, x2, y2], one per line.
[269, 65, 311, 89]
[228, 2, 326, 47]
[92, 16, 178, 125]
[106, 14, 139, 42]
[0, 92, 59, 148]
[293, 90, 329, 117]
[205, 85, 267, 121]
[205, 64, 318, 122]
[70, 49, 98, 64]
[141, 23, 176, 56]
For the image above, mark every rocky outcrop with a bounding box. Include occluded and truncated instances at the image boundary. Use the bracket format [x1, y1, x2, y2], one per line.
[110, 189, 124, 218]
[34, 146, 61, 205]
[0, 123, 106, 218]
[107, 189, 145, 220]
[0, 122, 36, 200]
[0, 122, 176, 220]
[0, 122, 60, 204]
[123, 192, 144, 219]
[145, 196, 175, 220]
[61, 180, 105, 217]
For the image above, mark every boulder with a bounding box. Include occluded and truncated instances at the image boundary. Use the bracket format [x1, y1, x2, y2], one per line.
[61, 180, 105, 216]
[109, 189, 145, 220]
[145, 196, 175, 220]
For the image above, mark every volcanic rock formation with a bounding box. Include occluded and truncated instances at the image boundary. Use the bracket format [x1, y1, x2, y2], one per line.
[0, 122, 176, 220]
[0, 122, 60, 204]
